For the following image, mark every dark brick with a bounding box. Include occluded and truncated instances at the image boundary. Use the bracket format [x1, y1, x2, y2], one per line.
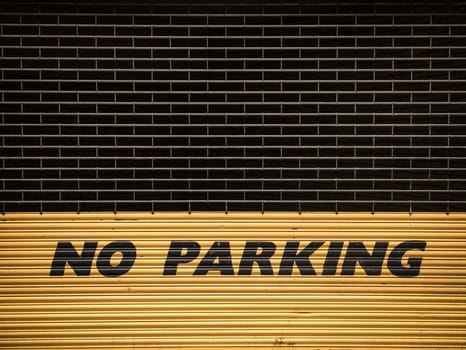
[1, 1, 464, 213]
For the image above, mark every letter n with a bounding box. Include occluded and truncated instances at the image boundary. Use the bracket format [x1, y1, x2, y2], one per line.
[342, 241, 388, 276]
[50, 241, 98, 276]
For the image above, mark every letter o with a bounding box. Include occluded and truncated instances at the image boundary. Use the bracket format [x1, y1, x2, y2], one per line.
[97, 241, 136, 277]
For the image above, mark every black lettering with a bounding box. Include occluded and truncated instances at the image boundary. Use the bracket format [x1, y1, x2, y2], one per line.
[388, 240, 426, 277]
[163, 241, 200, 275]
[193, 241, 234, 275]
[322, 241, 344, 275]
[278, 241, 324, 275]
[96, 241, 136, 277]
[342, 241, 388, 276]
[238, 241, 276, 275]
[50, 241, 97, 276]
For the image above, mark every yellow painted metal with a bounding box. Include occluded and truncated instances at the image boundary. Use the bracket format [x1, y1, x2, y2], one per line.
[1, 212, 466, 349]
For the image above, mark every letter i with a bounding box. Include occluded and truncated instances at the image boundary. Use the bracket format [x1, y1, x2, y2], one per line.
[322, 241, 344, 275]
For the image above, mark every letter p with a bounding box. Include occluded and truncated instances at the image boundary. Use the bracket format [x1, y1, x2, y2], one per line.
[163, 241, 201, 275]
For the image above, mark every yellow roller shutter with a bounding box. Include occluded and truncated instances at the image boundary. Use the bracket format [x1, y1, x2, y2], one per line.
[1, 212, 466, 349]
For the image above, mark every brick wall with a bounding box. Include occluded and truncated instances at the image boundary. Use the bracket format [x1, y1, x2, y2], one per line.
[1, 1, 466, 212]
